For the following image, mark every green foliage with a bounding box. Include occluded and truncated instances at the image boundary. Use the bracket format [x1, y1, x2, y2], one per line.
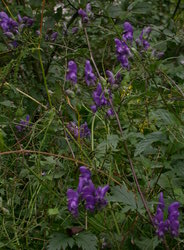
[0, 0, 184, 249]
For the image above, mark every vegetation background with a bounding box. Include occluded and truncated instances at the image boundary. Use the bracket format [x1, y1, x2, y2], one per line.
[0, 0, 184, 249]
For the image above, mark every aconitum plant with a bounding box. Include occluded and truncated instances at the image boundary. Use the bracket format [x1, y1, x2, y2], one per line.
[67, 166, 109, 217]
[66, 60, 77, 84]
[16, 115, 30, 132]
[78, 3, 94, 23]
[153, 192, 180, 238]
[0, 12, 34, 47]
[66, 122, 91, 139]
[85, 60, 96, 86]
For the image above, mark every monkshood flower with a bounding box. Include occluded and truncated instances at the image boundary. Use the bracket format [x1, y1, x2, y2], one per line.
[91, 83, 108, 113]
[78, 3, 93, 23]
[136, 27, 151, 50]
[115, 38, 131, 69]
[153, 192, 180, 238]
[16, 115, 30, 132]
[67, 166, 109, 217]
[0, 12, 34, 48]
[67, 189, 79, 217]
[85, 60, 96, 86]
[106, 70, 122, 86]
[66, 60, 77, 84]
[122, 22, 133, 43]
[0, 11, 18, 36]
[67, 122, 90, 139]
[168, 202, 180, 237]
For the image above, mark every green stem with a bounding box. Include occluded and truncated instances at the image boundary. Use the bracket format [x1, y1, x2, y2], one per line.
[38, 49, 52, 108]
[91, 115, 96, 152]
[85, 210, 88, 230]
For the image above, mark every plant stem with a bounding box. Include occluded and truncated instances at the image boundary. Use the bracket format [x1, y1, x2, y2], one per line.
[38, 49, 53, 108]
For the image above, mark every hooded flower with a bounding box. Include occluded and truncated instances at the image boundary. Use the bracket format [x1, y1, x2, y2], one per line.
[154, 193, 180, 239]
[16, 115, 30, 132]
[85, 60, 96, 86]
[66, 60, 77, 84]
[67, 166, 109, 216]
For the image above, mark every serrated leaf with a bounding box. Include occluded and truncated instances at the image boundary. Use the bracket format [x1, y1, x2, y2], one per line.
[134, 236, 160, 250]
[48, 233, 74, 250]
[74, 232, 97, 250]
[134, 131, 167, 156]
[108, 186, 137, 210]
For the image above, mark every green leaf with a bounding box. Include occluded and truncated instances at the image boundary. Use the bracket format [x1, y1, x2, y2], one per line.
[134, 131, 167, 156]
[134, 236, 160, 250]
[48, 207, 59, 216]
[48, 233, 74, 250]
[74, 232, 98, 250]
[108, 186, 137, 211]
[0, 100, 16, 108]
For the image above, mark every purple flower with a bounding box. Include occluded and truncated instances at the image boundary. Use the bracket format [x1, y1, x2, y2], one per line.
[106, 70, 115, 85]
[154, 193, 180, 239]
[16, 115, 30, 132]
[67, 122, 90, 139]
[66, 60, 77, 84]
[50, 31, 58, 42]
[78, 9, 88, 23]
[168, 202, 180, 237]
[95, 185, 109, 209]
[67, 189, 79, 217]
[80, 122, 91, 138]
[78, 3, 94, 23]
[136, 27, 151, 50]
[122, 22, 133, 42]
[67, 166, 109, 216]
[115, 38, 131, 69]
[85, 60, 96, 86]
[72, 27, 79, 34]
[106, 108, 114, 117]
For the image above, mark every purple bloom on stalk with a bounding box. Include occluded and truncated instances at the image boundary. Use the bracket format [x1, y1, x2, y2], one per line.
[67, 189, 79, 217]
[106, 70, 115, 85]
[67, 122, 90, 139]
[136, 27, 151, 50]
[85, 60, 96, 86]
[115, 38, 131, 69]
[72, 27, 78, 34]
[16, 115, 30, 132]
[50, 31, 58, 42]
[154, 193, 180, 239]
[67, 166, 109, 217]
[95, 185, 109, 208]
[66, 60, 77, 84]
[122, 22, 133, 42]
[168, 202, 180, 237]
[78, 8, 88, 23]
[106, 108, 114, 117]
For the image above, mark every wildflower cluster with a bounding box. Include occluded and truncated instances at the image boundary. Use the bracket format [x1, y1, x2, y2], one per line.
[66, 122, 91, 139]
[115, 22, 152, 69]
[0, 12, 33, 47]
[67, 166, 109, 217]
[154, 192, 180, 238]
[16, 115, 31, 132]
